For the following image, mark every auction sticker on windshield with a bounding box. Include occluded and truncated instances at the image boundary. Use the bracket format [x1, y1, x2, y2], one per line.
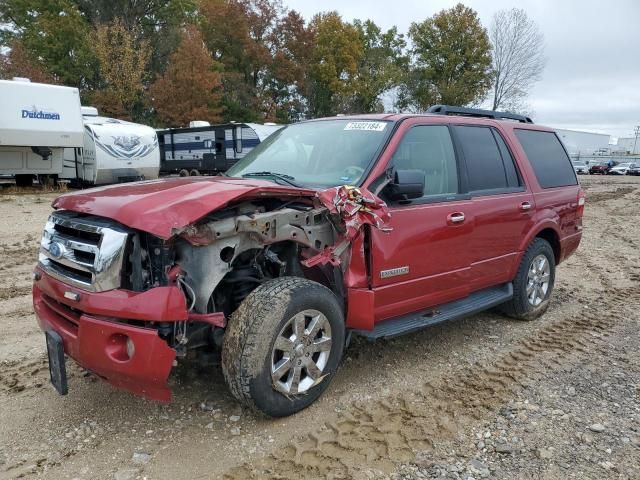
[344, 121, 387, 132]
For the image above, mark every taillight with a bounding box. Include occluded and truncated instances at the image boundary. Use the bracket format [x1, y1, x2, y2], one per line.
[577, 189, 585, 218]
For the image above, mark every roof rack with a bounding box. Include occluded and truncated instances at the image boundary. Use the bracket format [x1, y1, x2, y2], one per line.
[426, 105, 533, 124]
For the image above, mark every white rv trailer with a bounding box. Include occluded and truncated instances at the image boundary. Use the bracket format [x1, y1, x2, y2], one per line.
[0, 78, 83, 186]
[157, 122, 283, 176]
[61, 108, 160, 185]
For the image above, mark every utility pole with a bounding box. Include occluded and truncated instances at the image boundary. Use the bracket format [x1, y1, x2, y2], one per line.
[634, 125, 640, 155]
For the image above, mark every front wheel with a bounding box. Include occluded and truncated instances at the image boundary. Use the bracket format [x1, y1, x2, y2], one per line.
[499, 238, 555, 321]
[222, 277, 345, 417]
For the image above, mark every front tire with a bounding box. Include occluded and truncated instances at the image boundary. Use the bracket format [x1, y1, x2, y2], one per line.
[222, 277, 345, 417]
[500, 238, 555, 321]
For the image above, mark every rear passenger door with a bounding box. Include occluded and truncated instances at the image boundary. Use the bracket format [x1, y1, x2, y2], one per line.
[452, 125, 535, 291]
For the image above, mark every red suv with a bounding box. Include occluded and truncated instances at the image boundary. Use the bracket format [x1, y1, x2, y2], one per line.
[33, 105, 584, 417]
[589, 162, 611, 175]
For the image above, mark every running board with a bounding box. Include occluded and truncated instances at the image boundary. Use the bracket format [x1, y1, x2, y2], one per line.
[354, 283, 513, 340]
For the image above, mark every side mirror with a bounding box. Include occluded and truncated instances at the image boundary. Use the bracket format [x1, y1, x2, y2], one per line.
[386, 169, 424, 200]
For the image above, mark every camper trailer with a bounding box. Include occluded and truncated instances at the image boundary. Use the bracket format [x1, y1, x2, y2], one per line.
[157, 122, 283, 176]
[61, 107, 160, 185]
[0, 78, 84, 186]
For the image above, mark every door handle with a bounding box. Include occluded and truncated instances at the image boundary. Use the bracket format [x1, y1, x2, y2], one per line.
[447, 212, 465, 224]
[519, 201, 532, 211]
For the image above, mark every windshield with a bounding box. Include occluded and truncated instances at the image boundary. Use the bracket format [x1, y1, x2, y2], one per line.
[615, 163, 630, 168]
[226, 119, 393, 188]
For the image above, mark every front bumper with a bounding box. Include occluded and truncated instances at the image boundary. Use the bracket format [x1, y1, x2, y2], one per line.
[32, 267, 188, 402]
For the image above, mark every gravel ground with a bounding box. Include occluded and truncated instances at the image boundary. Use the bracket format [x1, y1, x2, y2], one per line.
[0, 175, 638, 480]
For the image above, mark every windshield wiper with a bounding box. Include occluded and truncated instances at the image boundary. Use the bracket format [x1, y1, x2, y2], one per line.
[242, 171, 300, 187]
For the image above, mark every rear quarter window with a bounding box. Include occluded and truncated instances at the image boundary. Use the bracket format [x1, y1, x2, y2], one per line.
[514, 129, 577, 188]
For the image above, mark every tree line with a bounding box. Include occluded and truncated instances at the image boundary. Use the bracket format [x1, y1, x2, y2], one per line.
[0, 0, 545, 127]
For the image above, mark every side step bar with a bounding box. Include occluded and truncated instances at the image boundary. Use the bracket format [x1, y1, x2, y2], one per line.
[354, 283, 513, 340]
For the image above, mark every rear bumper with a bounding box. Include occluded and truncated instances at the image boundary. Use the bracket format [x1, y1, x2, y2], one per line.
[559, 231, 582, 263]
[32, 267, 187, 402]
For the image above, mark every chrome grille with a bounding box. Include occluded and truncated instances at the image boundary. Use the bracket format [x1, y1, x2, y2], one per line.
[39, 211, 129, 292]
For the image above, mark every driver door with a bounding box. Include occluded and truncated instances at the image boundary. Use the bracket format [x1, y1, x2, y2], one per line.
[369, 123, 474, 322]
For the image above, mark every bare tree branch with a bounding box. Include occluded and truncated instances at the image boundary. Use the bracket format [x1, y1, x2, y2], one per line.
[489, 8, 545, 113]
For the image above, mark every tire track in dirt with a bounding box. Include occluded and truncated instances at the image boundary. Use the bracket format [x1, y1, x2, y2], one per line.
[584, 186, 634, 203]
[0, 285, 32, 301]
[0, 353, 89, 397]
[0, 356, 49, 394]
[0, 243, 40, 272]
[222, 280, 639, 478]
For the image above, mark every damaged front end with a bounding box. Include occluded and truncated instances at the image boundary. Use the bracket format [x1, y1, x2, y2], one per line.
[34, 183, 390, 401]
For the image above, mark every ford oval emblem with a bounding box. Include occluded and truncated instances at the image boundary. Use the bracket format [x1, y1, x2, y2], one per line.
[49, 241, 65, 259]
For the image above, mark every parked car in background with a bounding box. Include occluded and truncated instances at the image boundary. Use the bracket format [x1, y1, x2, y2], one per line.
[572, 161, 588, 174]
[589, 162, 611, 175]
[627, 164, 640, 176]
[609, 162, 638, 175]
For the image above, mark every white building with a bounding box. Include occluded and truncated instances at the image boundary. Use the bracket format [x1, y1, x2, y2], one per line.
[554, 128, 612, 156]
[614, 137, 639, 155]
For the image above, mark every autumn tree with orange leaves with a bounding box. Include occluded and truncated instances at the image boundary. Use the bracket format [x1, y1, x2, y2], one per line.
[148, 26, 223, 126]
[0, 42, 57, 84]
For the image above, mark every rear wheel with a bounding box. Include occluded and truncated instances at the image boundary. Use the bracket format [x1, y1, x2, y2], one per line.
[222, 277, 345, 417]
[14, 174, 33, 187]
[190, 169, 200, 176]
[37, 174, 57, 187]
[500, 238, 555, 321]
[178, 169, 189, 177]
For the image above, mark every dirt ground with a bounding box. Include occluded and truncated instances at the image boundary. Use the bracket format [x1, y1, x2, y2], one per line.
[0, 175, 638, 480]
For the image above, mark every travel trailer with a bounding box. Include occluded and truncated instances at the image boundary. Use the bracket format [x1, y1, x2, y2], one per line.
[0, 78, 84, 186]
[61, 107, 160, 186]
[157, 122, 283, 176]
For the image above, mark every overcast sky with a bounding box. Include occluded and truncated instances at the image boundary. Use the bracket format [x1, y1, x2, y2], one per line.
[287, 0, 640, 139]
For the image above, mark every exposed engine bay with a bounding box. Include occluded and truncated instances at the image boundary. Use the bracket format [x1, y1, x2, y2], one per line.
[174, 200, 339, 315]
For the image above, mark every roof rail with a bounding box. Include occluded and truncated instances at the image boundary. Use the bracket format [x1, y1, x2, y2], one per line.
[426, 105, 533, 124]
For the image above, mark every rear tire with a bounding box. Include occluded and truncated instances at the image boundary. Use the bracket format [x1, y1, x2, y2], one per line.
[222, 277, 345, 417]
[190, 169, 200, 176]
[37, 174, 57, 187]
[178, 169, 189, 177]
[15, 174, 33, 187]
[500, 238, 555, 321]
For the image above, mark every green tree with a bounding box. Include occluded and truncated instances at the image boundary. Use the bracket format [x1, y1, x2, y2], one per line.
[0, 0, 96, 88]
[350, 20, 407, 113]
[148, 25, 223, 127]
[398, 3, 492, 111]
[199, 0, 283, 122]
[91, 18, 150, 120]
[263, 9, 314, 122]
[74, 0, 197, 77]
[307, 11, 362, 117]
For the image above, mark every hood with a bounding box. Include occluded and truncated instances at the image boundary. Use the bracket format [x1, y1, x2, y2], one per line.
[52, 177, 315, 239]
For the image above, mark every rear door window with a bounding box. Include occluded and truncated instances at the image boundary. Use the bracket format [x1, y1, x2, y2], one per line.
[514, 130, 577, 188]
[454, 126, 519, 193]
